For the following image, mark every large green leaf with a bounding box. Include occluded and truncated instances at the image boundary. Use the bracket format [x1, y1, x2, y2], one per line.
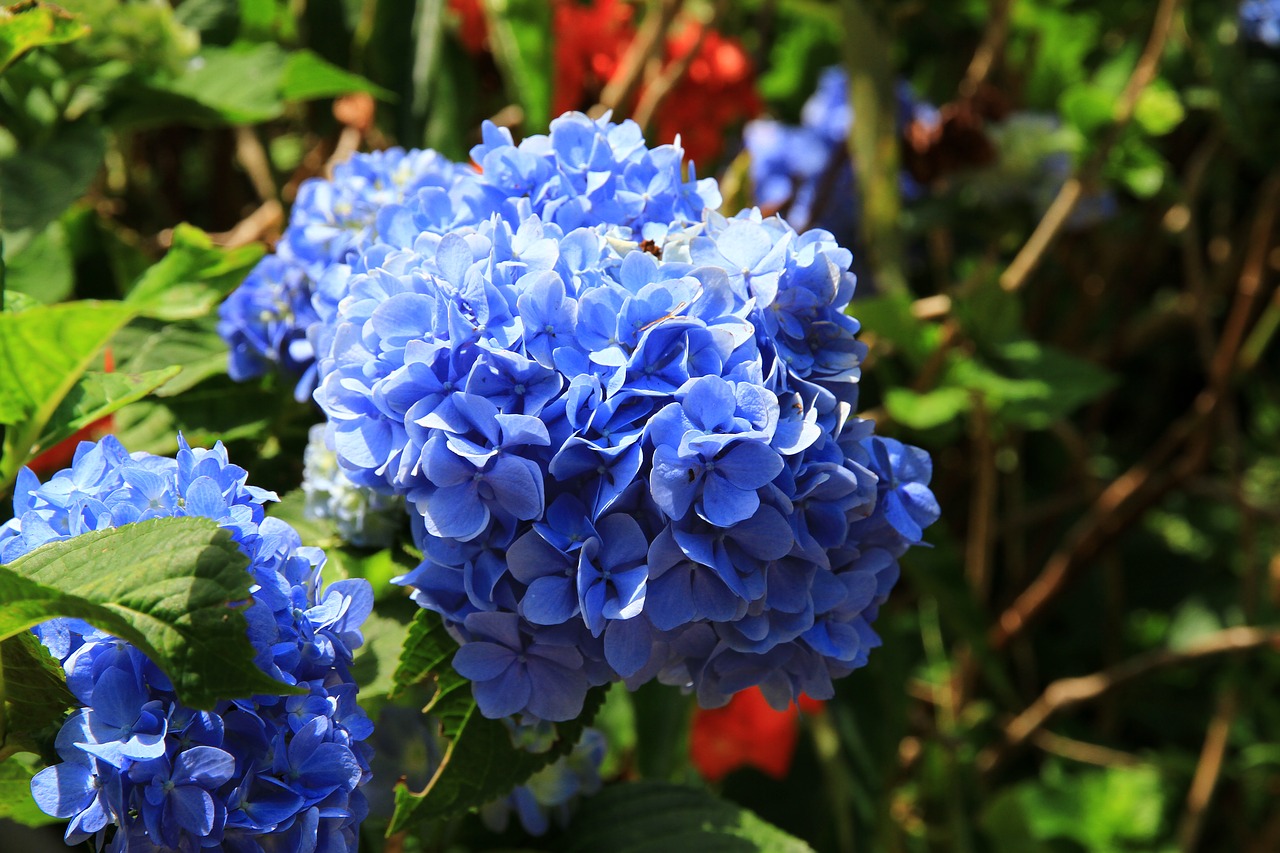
[557, 781, 816, 853]
[0, 221, 73, 304]
[0, 516, 293, 709]
[0, 122, 105, 233]
[0, 0, 89, 73]
[125, 223, 264, 321]
[279, 50, 392, 102]
[0, 299, 134, 485]
[35, 366, 182, 453]
[387, 609, 606, 831]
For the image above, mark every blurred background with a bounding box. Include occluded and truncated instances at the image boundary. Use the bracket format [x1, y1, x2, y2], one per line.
[2, 0, 1280, 850]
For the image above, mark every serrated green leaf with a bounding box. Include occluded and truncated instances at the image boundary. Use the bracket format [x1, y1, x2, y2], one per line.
[111, 318, 229, 398]
[1, 631, 75, 759]
[0, 753, 58, 826]
[0, 516, 295, 709]
[557, 781, 816, 853]
[125, 223, 264, 320]
[164, 42, 289, 124]
[0, 299, 135, 487]
[0, 0, 89, 74]
[280, 49, 393, 102]
[34, 366, 181, 459]
[387, 609, 606, 830]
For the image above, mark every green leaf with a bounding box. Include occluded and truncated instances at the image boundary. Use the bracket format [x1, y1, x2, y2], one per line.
[883, 387, 971, 431]
[0, 516, 293, 709]
[36, 366, 182, 455]
[387, 610, 606, 830]
[0, 299, 135, 486]
[0, 122, 105, 233]
[0, 753, 58, 826]
[1, 631, 76, 757]
[164, 42, 289, 124]
[279, 49, 392, 102]
[125, 223, 264, 320]
[0, 221, 73, 304]
[1134, 79, 1185, 137]
[111, 318, 230, 398]
[853, 294, 941, 368]
[557, 781, 816, 853]
[992, 340, 1116, 428]
[481, 0, 552, 131]
[0, 0, 89, 73]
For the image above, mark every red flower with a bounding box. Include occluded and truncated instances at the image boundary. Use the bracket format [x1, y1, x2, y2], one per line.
[690, 687, 825, 783]
[448, 0, 489, 55]
[29, 350, 115, 477]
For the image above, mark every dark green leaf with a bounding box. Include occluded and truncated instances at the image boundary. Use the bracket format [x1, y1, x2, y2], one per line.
[0, 0, 88, 73]
[112, 318, 229, 398]
[163, 42, 289, 124]
[1, 631, 76, 758]
[387, 609, 607, 830]
[0, 222, 73, 304]
[279, 50, 392, 102]
[0, 516, 293, 709]
[0, 122, 105, 233]
[557, 781, 816, 853]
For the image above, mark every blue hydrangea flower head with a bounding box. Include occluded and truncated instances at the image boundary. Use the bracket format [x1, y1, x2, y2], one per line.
[1241, 0, 1280, 45]
[8, 436, 374, 852]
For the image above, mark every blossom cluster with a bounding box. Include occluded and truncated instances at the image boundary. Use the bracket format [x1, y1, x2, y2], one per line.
[1241, 0, 1280, 46]
[303, 423, 406, 549]
[267, 110, 942, 724]
[4, 436, 373, 852]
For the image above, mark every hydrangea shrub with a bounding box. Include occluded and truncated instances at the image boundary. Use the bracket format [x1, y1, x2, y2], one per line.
[222, 110, 941, 727]
[6, 437, 374, 852]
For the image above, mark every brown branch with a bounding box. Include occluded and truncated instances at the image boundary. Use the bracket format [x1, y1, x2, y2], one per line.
[591, 0, 683, 119]
[990, 171, 1280, 649]
[979, 627, 1280, 775]
[1029, 730, 1143, 768]
[1177, 689, 1238, 852]
[1000, 0, 1183, 292]
[234, 126, 278, 204]
[209, 199, 284, 249]
[632, 3, 720, 133]
[959, 0, 1012, 98]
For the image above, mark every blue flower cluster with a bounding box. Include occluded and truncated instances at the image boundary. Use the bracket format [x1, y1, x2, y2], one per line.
[4, 437, 374, 852]
[219, 148, 470, 399]
[298, 112, 938, 725]
[219, 113, 720, 401]
[1241, 0, 1280, 46]
[303, 423, 406, 549]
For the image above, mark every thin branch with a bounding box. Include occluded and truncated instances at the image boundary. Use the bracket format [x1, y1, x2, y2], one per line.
[234, 126, 278, 203]
[980, 627, 1280, 775]
[591, 0, 683, 118]
[960, 0, 1012, 97]
[1000, 0, 1183, 292]
[1029, 730, 1144, 768]
[633, 3, 720, 133]
[210, 199, 284, 249]
[1177, 689, 1238, 852]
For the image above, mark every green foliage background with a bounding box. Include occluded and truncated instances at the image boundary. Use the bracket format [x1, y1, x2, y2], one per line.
[2, 0, 1280, 850]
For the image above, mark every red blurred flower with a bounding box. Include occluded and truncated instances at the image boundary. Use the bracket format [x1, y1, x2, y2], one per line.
[552, 0, 635, 115]
[448, 0, 489, 55]
[29, 350, 115, 477]
[690, 687, 825, 783]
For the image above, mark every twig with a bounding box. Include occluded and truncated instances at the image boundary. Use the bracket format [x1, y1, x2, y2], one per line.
[990, 171, 1280, 649]
[1000, 0, 1183, 292]
[979, 627, 1280, 775]
[632, 2, 720, 133]
[234, 126, 278, 203]
[1177, 689, 1238, 852]
[1029, 730, 1143, 768]
[591, 0, 683, 118]
[959, 0, 1011, 97]
[210, 199, 284, 249]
